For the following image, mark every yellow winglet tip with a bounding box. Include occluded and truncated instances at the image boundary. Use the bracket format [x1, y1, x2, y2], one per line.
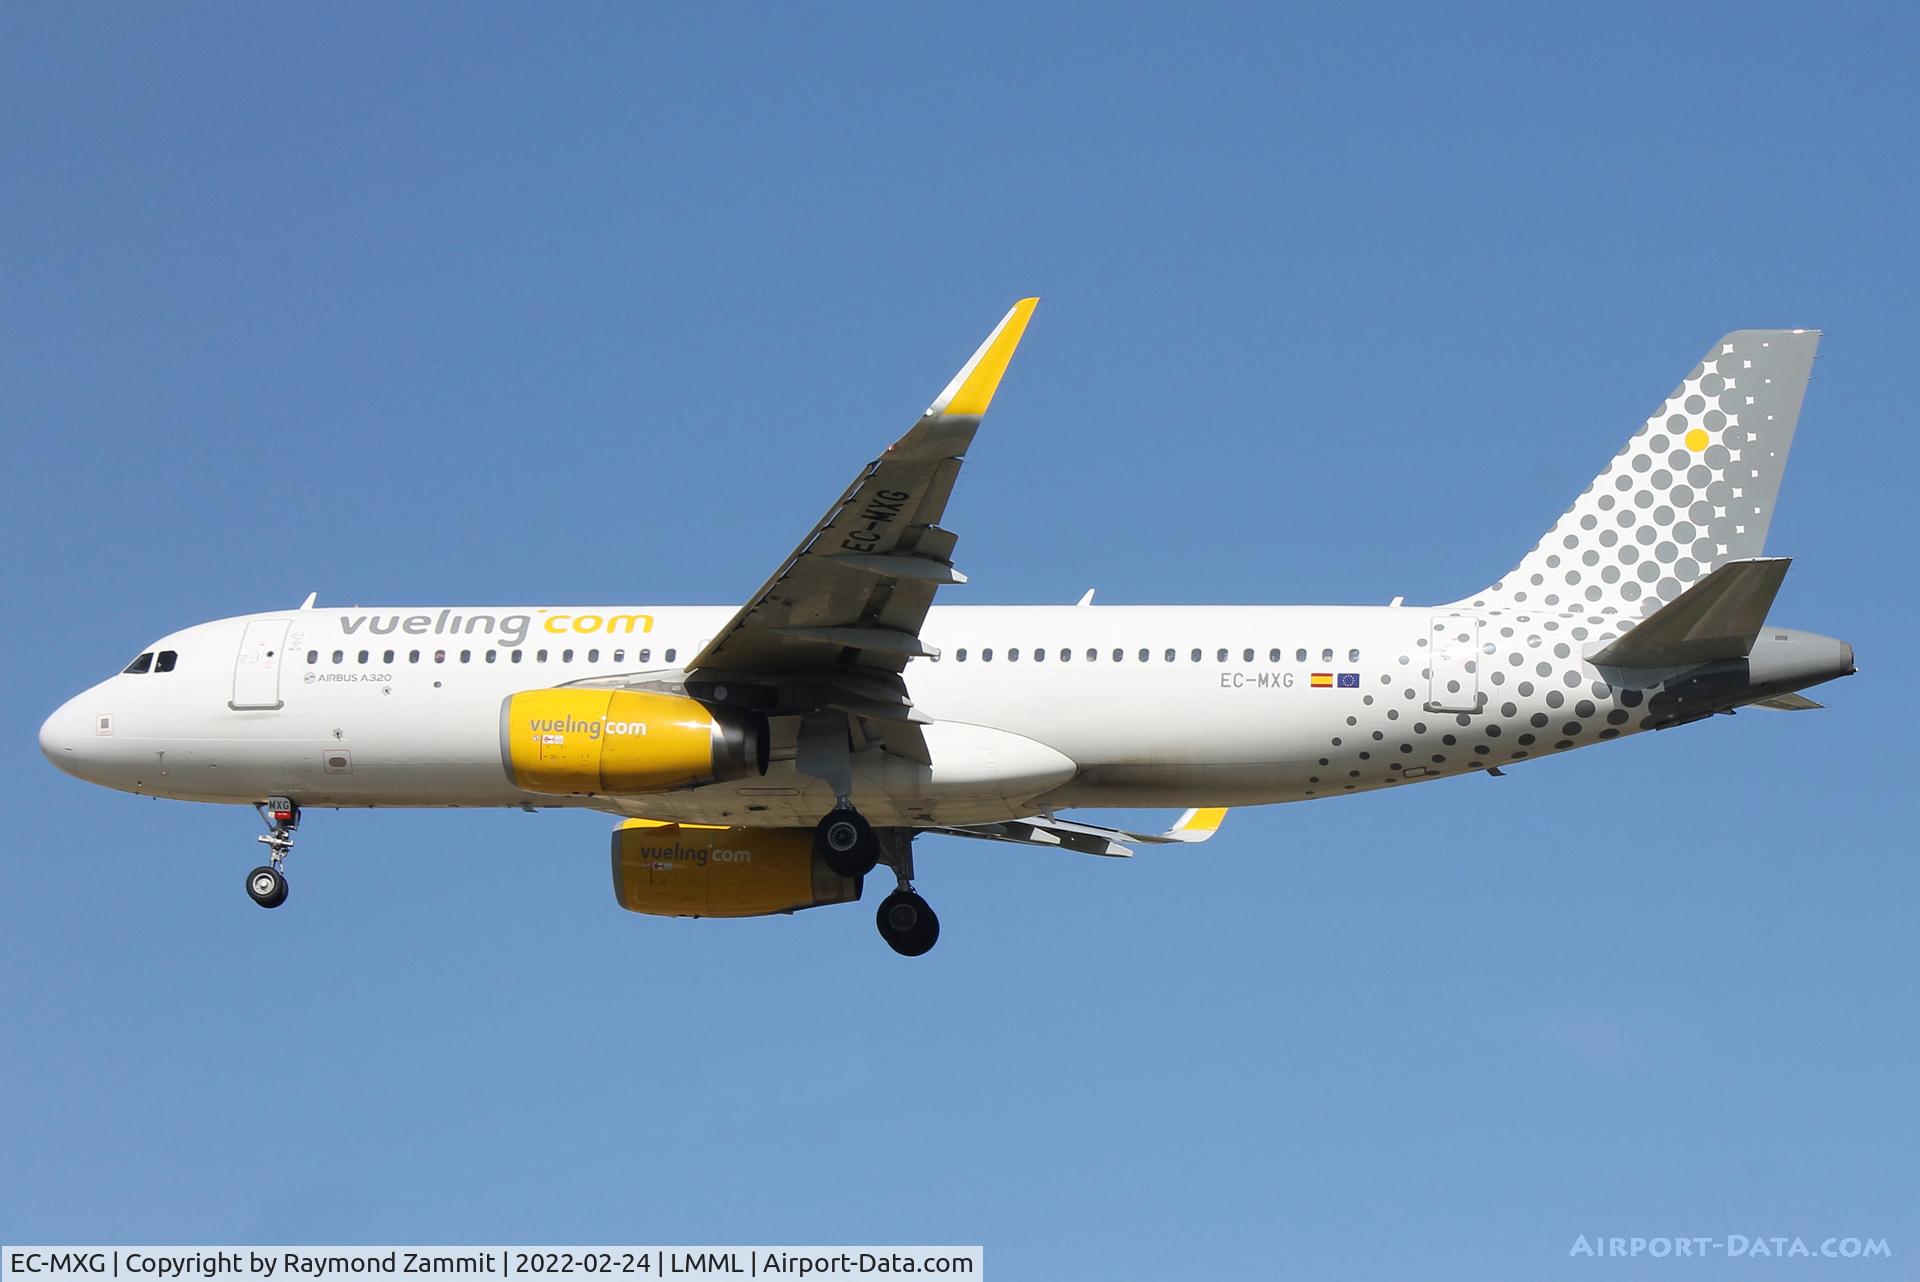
[929, 297, 1039, 418]
[618, 818, 729, 831]
[1176, 807, 1228, 835]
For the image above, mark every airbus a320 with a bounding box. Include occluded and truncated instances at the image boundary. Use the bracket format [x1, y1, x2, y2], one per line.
[39, 302, 1853, 954]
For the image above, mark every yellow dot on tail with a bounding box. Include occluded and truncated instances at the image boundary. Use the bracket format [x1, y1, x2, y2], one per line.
[1685, 428, 1710, 452]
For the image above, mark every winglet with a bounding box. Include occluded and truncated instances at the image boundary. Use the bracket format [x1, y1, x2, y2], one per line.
[926, 298, 1039, 418]
[1163, 807, 1228, 843]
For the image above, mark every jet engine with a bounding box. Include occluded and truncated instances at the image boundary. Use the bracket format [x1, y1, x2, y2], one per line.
[610, 822, 863, 918]
[500, 689, 766, 796]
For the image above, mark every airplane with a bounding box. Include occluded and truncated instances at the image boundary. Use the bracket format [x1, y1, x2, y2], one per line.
[38, 301, 1855, 955]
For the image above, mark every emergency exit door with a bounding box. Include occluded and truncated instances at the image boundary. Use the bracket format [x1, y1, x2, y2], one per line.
[231, 618, 293, 710]
[1426, 614, 1481, 713]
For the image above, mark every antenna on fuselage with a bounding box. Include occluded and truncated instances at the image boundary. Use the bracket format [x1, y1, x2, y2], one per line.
[298, 591, 317, 610]
[1075, 588, 1096, 607]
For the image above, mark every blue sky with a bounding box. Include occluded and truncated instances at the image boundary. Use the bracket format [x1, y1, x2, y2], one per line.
[3, 3, 1915, 1277]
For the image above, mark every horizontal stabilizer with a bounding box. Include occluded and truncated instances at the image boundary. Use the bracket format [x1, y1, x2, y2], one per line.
[1589, 557, 1791, 668]
[1753, 692, 1824, 711]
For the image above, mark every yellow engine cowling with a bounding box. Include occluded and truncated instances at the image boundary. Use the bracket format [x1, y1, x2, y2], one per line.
[500, 689, 766, 796]
[610, 822, 863, 918]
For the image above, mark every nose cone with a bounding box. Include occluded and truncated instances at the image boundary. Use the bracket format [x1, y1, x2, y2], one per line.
[39, 696, 86, 777]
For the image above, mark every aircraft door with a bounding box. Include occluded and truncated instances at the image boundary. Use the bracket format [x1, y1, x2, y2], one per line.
[231, 618, 293, 710]
[1426, 614, 1481, 713]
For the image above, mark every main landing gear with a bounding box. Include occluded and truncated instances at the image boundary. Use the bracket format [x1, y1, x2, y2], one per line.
[246, 796, 299, 909]
[813, 801, 879, 879]
[876, 885, 939, 957]
[811, 803, 939, 956]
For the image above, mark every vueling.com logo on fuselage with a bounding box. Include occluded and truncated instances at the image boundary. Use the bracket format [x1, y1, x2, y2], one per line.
[336, 609, 654, 649]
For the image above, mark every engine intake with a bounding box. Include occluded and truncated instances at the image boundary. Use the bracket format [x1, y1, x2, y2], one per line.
[610, 822, 863, 918]
[500, 688, 766, 796]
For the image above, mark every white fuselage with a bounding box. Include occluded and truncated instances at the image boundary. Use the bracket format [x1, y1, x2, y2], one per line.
[39, 600, 1699, 826]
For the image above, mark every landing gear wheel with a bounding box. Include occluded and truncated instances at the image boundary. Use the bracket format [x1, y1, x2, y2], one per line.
[876, 889, 939, 956]
[246, 865, 288, 909]
[814, 806, 879, 878]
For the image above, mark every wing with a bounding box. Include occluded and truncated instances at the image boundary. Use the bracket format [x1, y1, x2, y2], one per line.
[929, 808, 1230, 858]
[683, 299, 1038, 761]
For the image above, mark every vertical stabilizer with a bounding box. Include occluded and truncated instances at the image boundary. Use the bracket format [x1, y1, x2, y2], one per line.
[1454, 330, 1819, 624]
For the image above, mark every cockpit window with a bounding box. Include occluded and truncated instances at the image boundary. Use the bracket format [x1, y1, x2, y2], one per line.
[154, 650, 179, 673]
[123, 652, 154, 675]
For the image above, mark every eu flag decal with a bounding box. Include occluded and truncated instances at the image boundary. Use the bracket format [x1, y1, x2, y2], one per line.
[1336, 672, 1360, 688]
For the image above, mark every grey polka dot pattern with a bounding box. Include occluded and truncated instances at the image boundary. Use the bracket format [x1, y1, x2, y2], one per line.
[1458, 330, 1819, 637]
[1298, 330, 1820, 801]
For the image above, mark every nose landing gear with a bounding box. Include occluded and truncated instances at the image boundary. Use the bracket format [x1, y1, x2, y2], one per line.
[246, 864, 288, 908]
[246, 797, 299, 909]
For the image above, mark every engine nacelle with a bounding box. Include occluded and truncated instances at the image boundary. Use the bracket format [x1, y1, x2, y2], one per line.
[610, 822, 863, 918]
[500, 689, 766, 796]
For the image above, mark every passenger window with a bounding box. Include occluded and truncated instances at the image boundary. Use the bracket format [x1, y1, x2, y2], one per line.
[382, 649, 395, 664]
[588, 649, 600, 663]
[1296, 648, 1307, 662]
[1138, 649, 1149, 662]
[357, 650, 369, 664]
[956, 648, 968, 662]
[333, 650, 344, 665]
[1217, 648, 1228, 662]
[408, 650, 420, 664]
[1269, 648, 1280, 662]
[306, 650, 319, 665]
[1322, 648, 1334, 662]
[510, 650, 523, 663]
[613, 649, 625, 662]
[154, 650, 178, 672]
[1191, 648, 1202, 662]
[537, 649, 549, 662]
[638, 649, 651, 663]
[982, 648, 994, 662]
[1164, 648, 1175, 662]
[1348, 648, 1361, 662]
[459, 650, 472, 663]
[1009, 648, 1021, 662]
[485, 650, 497, 663]
[123, 652, 154, 674]
[1061, 648, 1071, 662]
[1088, 648, 1099, 662]
[665, 649, 677, 662]
[562, 648, 575, 662]
[1112, 648, 1123, 662]
[1032, 648, 1044, 662]
[1243, 648, 1254, 662]
[433, 650, 446, 664]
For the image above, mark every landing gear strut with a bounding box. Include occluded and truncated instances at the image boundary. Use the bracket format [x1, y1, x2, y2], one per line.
[813, 801, 879, 879]
[875, 836, 939, 957]
[246, 797, 298, 909]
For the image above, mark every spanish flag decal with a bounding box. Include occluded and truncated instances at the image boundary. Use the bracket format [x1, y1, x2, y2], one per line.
[1310, 673, 1333, 688]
